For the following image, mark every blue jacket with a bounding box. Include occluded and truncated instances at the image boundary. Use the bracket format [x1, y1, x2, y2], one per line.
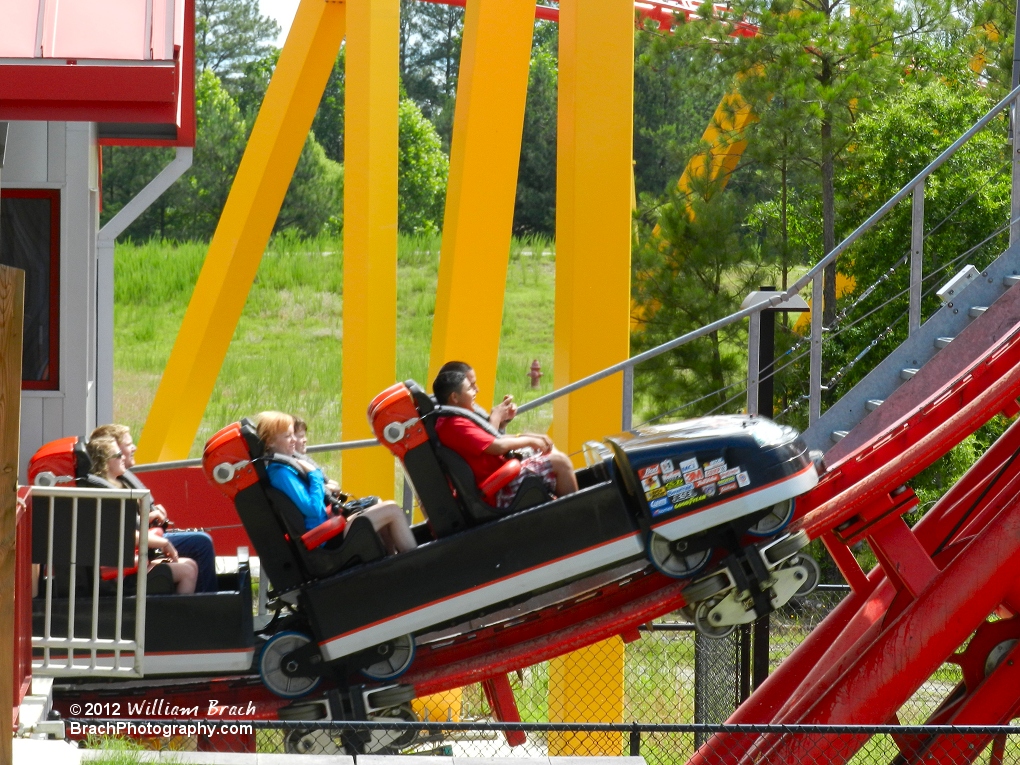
[266, 462, 327, 531]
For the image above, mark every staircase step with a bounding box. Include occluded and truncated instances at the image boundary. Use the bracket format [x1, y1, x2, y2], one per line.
[1005, 275, 1020, 288]
[831, 430, 849, 443]
[901, 368, 919, 380]
[969, 306, 988, 318]
[866, 399, 884, 411]
[935, 337, 954, 349]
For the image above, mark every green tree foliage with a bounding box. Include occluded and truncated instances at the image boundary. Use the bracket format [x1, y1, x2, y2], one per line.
[312, 48, 347, 164]
[101, 70, 342, 240]
[196, 0, 280, 78]
[826, 79, 1008, 397]
[398, 98, 449, 234]
[399, 0, 464, 150]
[666, 0, 934, 322]
[514, 43, 558, 236]
[633, 27, 727, 197]
[632, 187, 770, 416]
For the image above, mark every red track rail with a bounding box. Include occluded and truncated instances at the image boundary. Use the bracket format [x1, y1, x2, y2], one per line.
[684, 318, 1020, 764]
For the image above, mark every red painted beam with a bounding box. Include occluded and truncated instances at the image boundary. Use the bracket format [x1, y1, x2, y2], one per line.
[0, 63, 180, 124]
[753, 492, 1020, 765]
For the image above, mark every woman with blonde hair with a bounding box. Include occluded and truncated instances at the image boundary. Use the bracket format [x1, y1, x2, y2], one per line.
[87, 437, 198, 594]
[256, 411, 417, 555]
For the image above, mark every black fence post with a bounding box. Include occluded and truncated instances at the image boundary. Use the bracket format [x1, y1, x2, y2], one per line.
[629, 722, 641, 756]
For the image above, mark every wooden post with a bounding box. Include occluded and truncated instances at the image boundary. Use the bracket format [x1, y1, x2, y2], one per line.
[0, 264, 25, 758]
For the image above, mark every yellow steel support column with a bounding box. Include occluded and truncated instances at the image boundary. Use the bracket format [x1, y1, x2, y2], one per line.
[426, 0, 535, 407]
[341, 0, 399, 496]
[136, 0, 346, 463]
[549, 0, 633, 755]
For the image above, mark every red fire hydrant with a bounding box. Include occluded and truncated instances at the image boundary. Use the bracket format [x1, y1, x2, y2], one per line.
[528, 359, 542, 388]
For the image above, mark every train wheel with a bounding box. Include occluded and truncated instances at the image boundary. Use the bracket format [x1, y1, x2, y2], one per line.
[681, 572, 731, 607]
[791, 554, 820, 596]
[368, 703, 421, 752]
[259, 631, 322, 699]
[362, 634, 416, 681]
[647, 532, 712, 579]
[748, 498, 794, 536]
[763, 530, 810, 566]
[694, 599, 736, 639]
[366, 684, 417, 710]
[284, 729, 345, 755]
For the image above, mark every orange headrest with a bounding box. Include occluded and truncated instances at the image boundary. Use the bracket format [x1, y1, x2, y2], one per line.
[202, 422, 259, 499]
[368, 383, 429, 459]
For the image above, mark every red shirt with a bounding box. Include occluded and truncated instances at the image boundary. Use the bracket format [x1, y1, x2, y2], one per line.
[435, 416, 506, 485]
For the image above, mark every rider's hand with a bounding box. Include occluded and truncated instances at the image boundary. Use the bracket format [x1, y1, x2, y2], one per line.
[493, 395, 518, 428]
[527, 434, 553, 454]
[149, 505, 168, 526]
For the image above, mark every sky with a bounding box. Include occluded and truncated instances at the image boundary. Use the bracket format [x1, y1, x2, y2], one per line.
[258, 0, 301, 47]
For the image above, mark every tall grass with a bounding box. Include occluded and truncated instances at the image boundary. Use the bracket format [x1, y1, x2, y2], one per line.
[113, 233, 558, 476]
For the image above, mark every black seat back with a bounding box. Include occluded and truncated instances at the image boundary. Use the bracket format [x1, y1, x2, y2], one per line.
[236, 419, 386, 583]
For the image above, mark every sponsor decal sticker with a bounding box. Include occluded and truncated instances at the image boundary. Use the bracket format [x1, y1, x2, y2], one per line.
[704, 465, 726, 478]
[664, 477, 687, 490]
[719, 467, 740, 479]
[679, 458, 699, 474]
[694, 476, 716, 489]
[641, 475, 661, 492]
[659, 458, 675, 474]
[647, 486, 667, 500]
[737, 471, 750, 487]
[650, 497, 671, 510]
[682, 468, 704, 483]
[672, 494, 709, 510]
[639, 464, 661, 479]
[706, 458, 726, 469]
[718, 480, 738, 494]
[667, 484, 695, 501]
[702, 483, 717, 497]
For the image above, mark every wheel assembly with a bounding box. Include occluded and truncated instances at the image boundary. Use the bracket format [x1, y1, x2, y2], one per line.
[682, 572, 731, 607]
[694, 598, 736, 639]
[259, 630, 322, 699]
[647, 532, 712, 579]
[284, 729, 346, 755]
[362, 634, 416, 681]
[956, 617, 1020, 693]
[748, 498, 795, 536]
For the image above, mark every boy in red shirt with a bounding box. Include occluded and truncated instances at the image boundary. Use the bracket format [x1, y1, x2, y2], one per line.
[432, 367, 578, 508]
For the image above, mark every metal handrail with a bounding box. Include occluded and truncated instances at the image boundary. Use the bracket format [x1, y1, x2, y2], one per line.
[131, 84, 1020, 472]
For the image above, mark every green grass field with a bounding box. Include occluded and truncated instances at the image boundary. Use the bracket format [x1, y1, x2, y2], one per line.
[113, 234, 557, 476]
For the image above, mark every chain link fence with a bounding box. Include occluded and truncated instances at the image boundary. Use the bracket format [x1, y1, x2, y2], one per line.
[71, 584, 975, 760]
[75, 721, 1020, 763]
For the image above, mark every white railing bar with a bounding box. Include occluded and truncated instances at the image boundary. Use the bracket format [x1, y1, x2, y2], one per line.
[115, 497, 127, 671]
[910, 181, 925, 334]
[31, 486, 148, 499]
[89, 499, 103, 670]
[809, 274, 824, 423]
[66, 496, 79, 669]
[135, 495, 150, 675]
[43, 496, 54, 668]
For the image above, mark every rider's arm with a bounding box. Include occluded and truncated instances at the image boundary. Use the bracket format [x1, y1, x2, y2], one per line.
[267, 463, 328, 530]
[484, 433, 552, 456]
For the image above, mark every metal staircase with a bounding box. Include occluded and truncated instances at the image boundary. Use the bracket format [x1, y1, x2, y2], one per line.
[802, 247, 1020, 458]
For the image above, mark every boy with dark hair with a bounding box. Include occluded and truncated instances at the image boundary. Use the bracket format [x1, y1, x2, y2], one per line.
[432, 367, 578, 509]
[436, 360, 517, 431]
